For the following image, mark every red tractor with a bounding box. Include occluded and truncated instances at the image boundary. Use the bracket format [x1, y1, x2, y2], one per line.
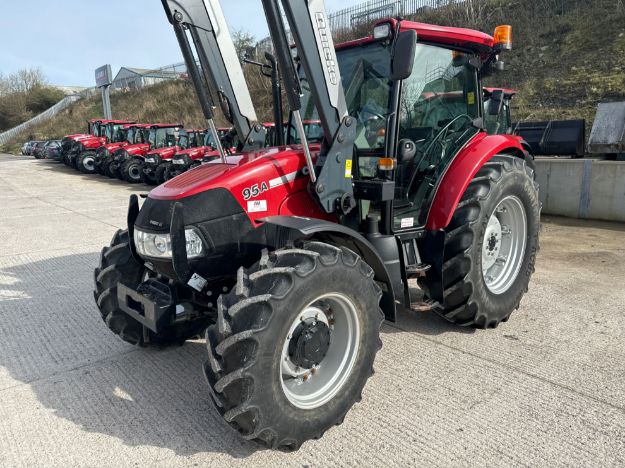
[60, 119, 104, 165]
[66, 119, 136, 169]
[106, 123, 183, 183]
[141, 128, 207, 185]
[96, 124, 152, 177]
[73, 121, 138, 173]
[94, 0, 539, 451]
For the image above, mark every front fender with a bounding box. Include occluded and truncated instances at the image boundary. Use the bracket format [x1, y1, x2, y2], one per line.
[260, 215, 399, 321]
[425, 133, 526, 231]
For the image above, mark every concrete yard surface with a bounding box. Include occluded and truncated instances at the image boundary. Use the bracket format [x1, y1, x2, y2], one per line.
[1, 155, 625, 467]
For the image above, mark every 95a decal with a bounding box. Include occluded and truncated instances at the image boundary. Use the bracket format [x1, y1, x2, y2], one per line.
[242, 182, 268, 200]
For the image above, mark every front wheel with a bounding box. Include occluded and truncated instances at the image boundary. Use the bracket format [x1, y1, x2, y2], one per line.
[155, 163, 170, 184]
[204, 241, 383, 451]
[420, 155, 540, 328]
[120, 158, 143, 183]
[94, 230, 209, 346]
[78, 151, 97, 174]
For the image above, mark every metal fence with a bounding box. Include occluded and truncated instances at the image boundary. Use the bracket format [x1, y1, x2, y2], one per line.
[0, 87, 97, 146]
[328, 0, 451, 31]
[255, 0, 452, 55]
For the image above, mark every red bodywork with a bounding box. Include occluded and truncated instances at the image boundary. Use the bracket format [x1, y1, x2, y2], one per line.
[175, 145, 213, 161]
[147, 21, 524, 232]
[425, 133, 526, 230]
[152, 145, 331, 224]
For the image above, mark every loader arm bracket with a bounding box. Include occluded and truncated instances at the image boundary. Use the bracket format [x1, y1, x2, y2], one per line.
[315, 116, 358, 214]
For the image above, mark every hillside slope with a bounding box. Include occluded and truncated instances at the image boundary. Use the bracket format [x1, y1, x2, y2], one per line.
[3, 0, 624, 154]
[411, 0, 625, 127]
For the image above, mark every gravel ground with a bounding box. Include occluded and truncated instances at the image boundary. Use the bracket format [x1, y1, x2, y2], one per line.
[1, 155, 625, 467]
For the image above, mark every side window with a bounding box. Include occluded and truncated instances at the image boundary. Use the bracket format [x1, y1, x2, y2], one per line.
[393, 45, 480, 231]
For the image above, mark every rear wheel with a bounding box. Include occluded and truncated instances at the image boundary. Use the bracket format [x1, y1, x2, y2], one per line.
[421, 155, 540, 328]
[121, 158, 143, 183]
[94, 230, 209, 347]
[78, 151, 97, 174]
[204, 241, 383, 451]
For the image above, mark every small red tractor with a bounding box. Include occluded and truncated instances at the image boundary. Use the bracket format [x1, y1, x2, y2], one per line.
[65, 119, 136, 169]
[106, 123, 183, 182]
[96, 124, 152, 177]
[142, 128, 208, 185]
[60, 119, 104, 165]
[95, 0, 539, 451]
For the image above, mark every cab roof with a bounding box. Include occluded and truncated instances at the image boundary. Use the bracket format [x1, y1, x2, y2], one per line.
[337, 18, 496, 54]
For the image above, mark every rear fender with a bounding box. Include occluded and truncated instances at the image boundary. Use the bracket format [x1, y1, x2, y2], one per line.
[425, 133, 527, 231]
[260, 216, 399, 321]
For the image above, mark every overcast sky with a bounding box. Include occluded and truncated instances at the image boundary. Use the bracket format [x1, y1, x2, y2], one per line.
[0, 0, 366, 87]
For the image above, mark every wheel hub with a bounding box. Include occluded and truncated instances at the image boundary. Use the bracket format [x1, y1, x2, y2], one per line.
[481, 195, 528, 295]
[84, 157, 94, 171]
[482, 215, 502, 271]
[288, 318, 331, 369]
[129, 165, 141, 179]
[280, 293, 360, 409]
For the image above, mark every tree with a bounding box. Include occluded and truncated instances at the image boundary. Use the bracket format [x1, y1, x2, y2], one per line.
[232, 29, 257, 61]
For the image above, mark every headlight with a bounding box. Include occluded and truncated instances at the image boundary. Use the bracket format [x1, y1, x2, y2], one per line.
[145, 157, 155, 163]
[134, 227, 204, 259]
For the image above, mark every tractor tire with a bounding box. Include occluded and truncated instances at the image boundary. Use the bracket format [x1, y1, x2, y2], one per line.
[140, 170, 157, 185]
[155, 163, 170, 185]
[204, 241, 383, 451]
[420, 155, 540, 328]
[103, 160, 117, 178]
[70, 154, 80, 169]
[163, 164, 178, 181]
[78, 151, 97, 174]
[120, 158, 143, 183]
[94, 229, 210, 347]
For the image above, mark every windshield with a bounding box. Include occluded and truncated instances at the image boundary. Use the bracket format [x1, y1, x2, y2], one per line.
[148, 127, 178, 148]
[178, 132, 190, 149]
[204, 132, 215, 148]
[299, 41, 392, 151]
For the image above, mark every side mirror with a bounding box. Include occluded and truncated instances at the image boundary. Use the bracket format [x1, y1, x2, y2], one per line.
[487, 89, 504, 116]
[391, 30, 416, 81]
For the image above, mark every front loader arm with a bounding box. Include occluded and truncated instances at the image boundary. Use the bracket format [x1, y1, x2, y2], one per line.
[161, 0, 266, 152]
[262, 0, 357, 215]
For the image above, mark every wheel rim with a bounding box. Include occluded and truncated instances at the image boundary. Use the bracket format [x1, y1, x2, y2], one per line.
[83, 157, 94, 171]
[128, 164, 141, 180]
[481, 195, 527, 295]
[280, 292, 360, 410]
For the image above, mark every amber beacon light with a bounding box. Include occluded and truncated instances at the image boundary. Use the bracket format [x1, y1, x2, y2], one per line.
[494, 25, 512, 50]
